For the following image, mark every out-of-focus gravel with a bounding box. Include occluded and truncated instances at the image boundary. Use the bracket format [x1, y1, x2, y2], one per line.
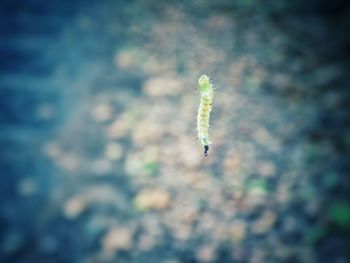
[1, 0, 349, 263]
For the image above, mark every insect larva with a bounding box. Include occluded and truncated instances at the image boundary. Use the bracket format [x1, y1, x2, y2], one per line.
[197, 74, 214, 157]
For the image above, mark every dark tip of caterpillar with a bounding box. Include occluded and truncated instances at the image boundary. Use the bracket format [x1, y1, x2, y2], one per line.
[204, 145, 209, 157]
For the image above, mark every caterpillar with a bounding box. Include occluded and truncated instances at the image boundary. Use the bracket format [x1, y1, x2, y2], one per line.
[197, 74, 214, 157]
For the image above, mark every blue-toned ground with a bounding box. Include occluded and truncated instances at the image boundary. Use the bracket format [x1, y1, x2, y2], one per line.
[1, 1, 349, 263]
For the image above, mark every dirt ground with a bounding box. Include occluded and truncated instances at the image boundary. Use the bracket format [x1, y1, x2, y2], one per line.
[1, 1, 349, 262]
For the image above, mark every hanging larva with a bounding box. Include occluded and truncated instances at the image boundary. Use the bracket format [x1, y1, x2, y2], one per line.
[197, 74, 214, 157]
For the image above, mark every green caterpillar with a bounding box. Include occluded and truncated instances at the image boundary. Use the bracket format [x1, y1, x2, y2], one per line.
[197, 74, 214, 157]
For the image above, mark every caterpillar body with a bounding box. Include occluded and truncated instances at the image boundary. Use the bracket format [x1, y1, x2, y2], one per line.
[197, 74, 214, 157]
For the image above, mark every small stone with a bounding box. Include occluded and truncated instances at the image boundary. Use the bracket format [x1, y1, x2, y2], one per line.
[163, 260, 180, 263]
[212, 223, 229, 242]
[253, 127, 281, 153]
[36, 103, 55, 120]
[125, 152, 143, 176]
[180, 206, 199, 224]
[143, 77, 183, 97]
[17, 178, 38, 196]
[250, 248, 268, 263]
[56, 153, 79, 171]
[178, 138, 201, 167]
[281, 216, 298, 233]
[134, 189, 171, 211]
[207, 14, 232, 31]
[63, 196, 87, 219]
[223, 153, 242, 175]
[270, 73, 290, 90]
[196, 245, 216, 262]
[91, 158, 112, 175]
[256, 161, 276, 177]
[85, 215, 119, 243]
[91, 104, 113, 122]
[132, 120, 163, 145]
[305, 199, 321, 216]
[115, 49, 140, 70]
[84, 186, 128, 209]
[274, 245, 296, 261]
[251, 210, 277, 235]
[229, 220, 247, 243]
[172, 224, 192, 241]
[276, 184, 290, 204]
[106, 115, 130, 139]
[138, 233, 157, 251]
[232, 246, 247, 261]
[104, 143, 123, 161]
[197, 213, 216, 232]
[102, 227, 133, 253]
[42, 141, 62, 159]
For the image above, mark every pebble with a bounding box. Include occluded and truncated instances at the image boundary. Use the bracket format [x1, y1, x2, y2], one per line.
[223, 153, 242, 175]
[83, 186, 128, 210]
[56, 153, 80, 172]
[91, 103, 113, 122]
[207, 14, 232, 31]
[115, 48, 141, 70]
[91, 158, 112, 175]
[281, 216, 298, 234]
[250, 248, 268, 263]
[163, 260, 180, 263]
[102, 227, 133, 253]
[196, 213, 216, 233]
[232, 246, 247, 261]
[276, 184, 291, 205]
[125, 152, 143, 176]
[134, 189, 171, 211]
[253, 127, 281, 153]
[85, 216, 123, 245]
[42, 141, 63, 159]
[138, 233, 157, 251]
[143, 77, 183, 97]
[17, 178, 38, 196]
[251, 210, 277, 235]
[106, 115, 130, 139]
[132, 120, 163, 145]
[305, 199, 321, 216]
[36, 103, 55, 120]
[104, 142, 123, 161]
[172, 224, 192, 241]
[63, 196, 87, 219]
[256, 161, 276, 177]
[196, 244, 217, 262]
[274, 246, 298, 262]
[178, 138, 202, 167]
[229, 219, 247, 243]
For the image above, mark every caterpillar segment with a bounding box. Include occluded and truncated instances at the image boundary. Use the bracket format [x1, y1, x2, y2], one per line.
[197, 74, 214, 157]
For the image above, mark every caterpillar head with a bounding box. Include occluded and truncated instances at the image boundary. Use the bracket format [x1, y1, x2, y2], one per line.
[198, 74, 213, 93]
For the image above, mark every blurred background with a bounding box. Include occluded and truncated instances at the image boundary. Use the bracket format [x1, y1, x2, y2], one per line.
[0, 0, 350, 262]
